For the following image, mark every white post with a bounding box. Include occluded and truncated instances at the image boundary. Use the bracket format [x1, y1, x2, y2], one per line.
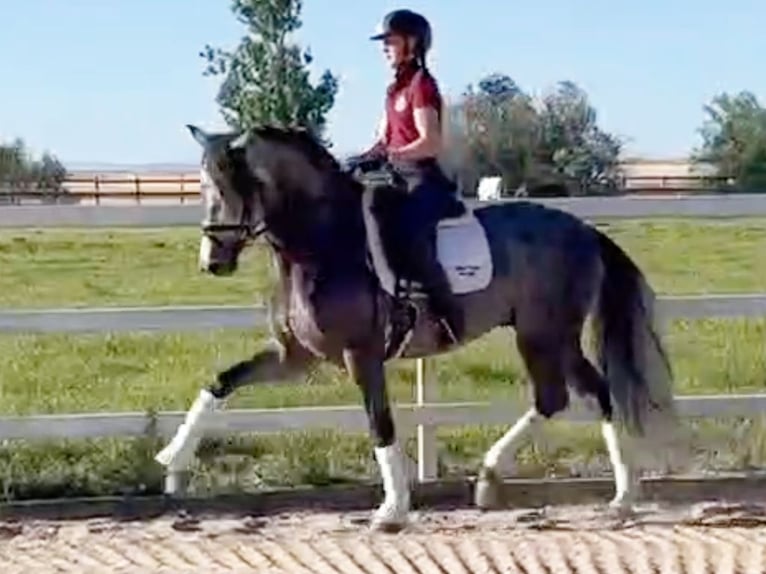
[415, 357, 438, 481]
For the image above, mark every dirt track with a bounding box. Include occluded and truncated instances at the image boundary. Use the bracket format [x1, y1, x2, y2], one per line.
[2, 501, 766, 573]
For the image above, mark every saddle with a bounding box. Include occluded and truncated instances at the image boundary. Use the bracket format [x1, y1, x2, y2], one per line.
[355, 165, 494, 358]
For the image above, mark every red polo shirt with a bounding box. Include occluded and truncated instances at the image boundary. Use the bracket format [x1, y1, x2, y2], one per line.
[385, 65, 443, 150]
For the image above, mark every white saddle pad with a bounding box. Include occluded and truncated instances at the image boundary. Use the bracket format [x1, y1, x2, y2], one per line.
[361, 188, 493, 296]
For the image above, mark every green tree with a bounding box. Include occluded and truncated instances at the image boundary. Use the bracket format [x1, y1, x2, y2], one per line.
[0, 138, 68, 201]
[693, 91, 766, 191]
[447, 73, 541, 194]
[447, 74, 622, 196]
[200, 0, 339, 143]
[538, 81, 622, 195]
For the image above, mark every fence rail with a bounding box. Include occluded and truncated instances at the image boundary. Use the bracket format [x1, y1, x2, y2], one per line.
[2, 393, 766, 443]
[4, 194, 766, 490]
[4, 193, 766, 229]
[0, 172, 739, 205]
[2, 294, 765, 334]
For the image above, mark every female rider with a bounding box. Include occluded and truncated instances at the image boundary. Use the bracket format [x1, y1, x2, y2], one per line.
[354, 8, 464, 345]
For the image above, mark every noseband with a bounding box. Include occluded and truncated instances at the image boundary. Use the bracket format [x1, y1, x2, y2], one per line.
[200, 199, 268, 246]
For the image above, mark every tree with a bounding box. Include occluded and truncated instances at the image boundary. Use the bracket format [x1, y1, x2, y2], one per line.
[693, 91, 766, 191]
[0, 138, 68, 202]
[447, 73, 541, 193]
[538, 81, 622, 194]
[200, 0, 339, 144]
[447, 74, 623, 196]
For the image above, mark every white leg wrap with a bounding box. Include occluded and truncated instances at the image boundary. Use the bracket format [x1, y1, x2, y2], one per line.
[602, 421, 633, 507]
[483, 408, 539, 470]
[155, 389, 220, 470]
[372, 443, 410, 526]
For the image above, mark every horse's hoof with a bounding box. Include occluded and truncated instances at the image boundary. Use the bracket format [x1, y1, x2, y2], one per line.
[607, 494, 636, 518]
[474, 466, 504, 510]
[370, 517, 407, 534]
[369, 502, 409, 533]
[369, 512, 408, 533]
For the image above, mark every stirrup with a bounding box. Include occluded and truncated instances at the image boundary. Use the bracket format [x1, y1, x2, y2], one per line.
[437, 317, 461, 346]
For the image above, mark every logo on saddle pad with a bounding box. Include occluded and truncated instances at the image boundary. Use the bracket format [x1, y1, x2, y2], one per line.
[361, 188, 493, 296]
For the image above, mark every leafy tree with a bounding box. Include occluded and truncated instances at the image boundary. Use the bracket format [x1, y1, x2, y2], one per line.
[0, 138, 67, 201]
[693, 91, 766, 191]
[200, 0, 339, 143]
[447, 74, 540, 193]
[447, 74, 622, 196]
[476, 73, 522, 101]
[538, 81, 622, 194]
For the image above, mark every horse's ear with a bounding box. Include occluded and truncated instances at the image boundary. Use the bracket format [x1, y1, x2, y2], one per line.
[228, 130, 249, 150]
[186, 124, 210, 148]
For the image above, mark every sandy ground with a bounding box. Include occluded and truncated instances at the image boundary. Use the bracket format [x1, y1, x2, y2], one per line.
[2, 500, 766, 573]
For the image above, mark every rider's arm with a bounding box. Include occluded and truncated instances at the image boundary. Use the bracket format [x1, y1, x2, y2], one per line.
[388, 74, 442, 161]
[361, 112, 388, 160]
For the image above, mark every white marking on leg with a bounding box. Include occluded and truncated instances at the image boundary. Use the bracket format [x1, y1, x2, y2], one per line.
[373, 442, 410, 526]
[198, 235, 214, 270]
[155, 389, 221, 471]
[483, 407, 539, 471]
[602, 420, 633, 507]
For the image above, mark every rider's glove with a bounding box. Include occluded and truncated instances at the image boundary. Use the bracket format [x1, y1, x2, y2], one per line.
[344, 149, 387, 175]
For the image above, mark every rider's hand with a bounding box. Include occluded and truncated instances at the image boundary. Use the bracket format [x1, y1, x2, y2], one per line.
[344, 153, 385, 175]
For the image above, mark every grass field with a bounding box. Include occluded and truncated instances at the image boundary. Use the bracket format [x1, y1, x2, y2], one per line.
[0, 219, 765, 501]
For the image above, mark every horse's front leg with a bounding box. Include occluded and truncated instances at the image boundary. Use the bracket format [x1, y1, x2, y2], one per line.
[343, 346, 410, 532]
[155, 333, 315, 473]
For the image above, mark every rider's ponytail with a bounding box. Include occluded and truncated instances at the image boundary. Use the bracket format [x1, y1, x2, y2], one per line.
[416, 49, 428, 72]
[415, 44, 432, 80]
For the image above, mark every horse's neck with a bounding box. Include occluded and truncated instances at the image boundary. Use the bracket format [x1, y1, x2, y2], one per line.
[266, 191, 368, 271]
[264, 176, 376, 328]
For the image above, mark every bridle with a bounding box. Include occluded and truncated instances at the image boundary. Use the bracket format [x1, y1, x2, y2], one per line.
[200, 189, 268, 247]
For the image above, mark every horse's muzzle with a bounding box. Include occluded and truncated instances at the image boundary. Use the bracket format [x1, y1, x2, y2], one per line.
[203, 259, 238, 276]
[199, 234, 242, 276]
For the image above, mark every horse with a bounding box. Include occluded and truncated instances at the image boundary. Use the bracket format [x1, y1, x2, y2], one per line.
[154, 123, 677, 532]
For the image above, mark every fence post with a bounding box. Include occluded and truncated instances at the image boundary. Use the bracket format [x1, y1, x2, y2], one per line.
[94, 176, 101, 205]
[415, 357, 438, 481]
[134, 175, 141, 204]
[179, 174, 186, 205]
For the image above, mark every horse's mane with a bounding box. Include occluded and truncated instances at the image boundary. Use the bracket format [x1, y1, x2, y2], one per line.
[248, 125, 369, 267]
[251, 125, 342, 174]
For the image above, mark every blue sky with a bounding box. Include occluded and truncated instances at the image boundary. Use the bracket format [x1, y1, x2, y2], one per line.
[2, 0, 764, 168]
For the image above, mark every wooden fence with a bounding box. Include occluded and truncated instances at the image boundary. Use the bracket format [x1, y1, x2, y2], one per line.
[2, 195, 766, 491]
[0, 172, 736, 205]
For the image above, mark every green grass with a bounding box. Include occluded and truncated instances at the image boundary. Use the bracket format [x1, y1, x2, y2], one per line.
[0, 228, 273, 309]
[2, 219, 766, 309]
[0, 220, 765, 501]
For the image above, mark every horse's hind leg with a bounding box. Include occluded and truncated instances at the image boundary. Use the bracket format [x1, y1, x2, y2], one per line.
[475, 332, 569, 510]
[568, 349, 636, 511]
[155, 333, 316, 474]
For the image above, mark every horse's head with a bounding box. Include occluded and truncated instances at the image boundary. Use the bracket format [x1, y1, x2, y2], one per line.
[188, 123, 361, 274]
[187, 124, 266, 275]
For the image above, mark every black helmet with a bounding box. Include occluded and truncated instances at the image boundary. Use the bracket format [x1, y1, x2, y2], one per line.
[370, 9, 432, 54]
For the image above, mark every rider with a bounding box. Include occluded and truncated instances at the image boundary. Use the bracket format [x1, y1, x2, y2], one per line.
[355, 8, 464, 345]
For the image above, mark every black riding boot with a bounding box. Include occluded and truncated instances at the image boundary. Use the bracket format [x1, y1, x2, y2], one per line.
[408, 231, 465, 346]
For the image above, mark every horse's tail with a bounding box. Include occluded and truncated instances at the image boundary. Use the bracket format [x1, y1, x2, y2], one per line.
[592, 231, 676, 438]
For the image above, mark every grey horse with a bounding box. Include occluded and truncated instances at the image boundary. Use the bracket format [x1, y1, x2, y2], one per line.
[155, 124, 676, 531]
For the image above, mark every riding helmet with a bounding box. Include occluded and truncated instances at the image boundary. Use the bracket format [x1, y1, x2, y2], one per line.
[370, 9, 432, 54]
